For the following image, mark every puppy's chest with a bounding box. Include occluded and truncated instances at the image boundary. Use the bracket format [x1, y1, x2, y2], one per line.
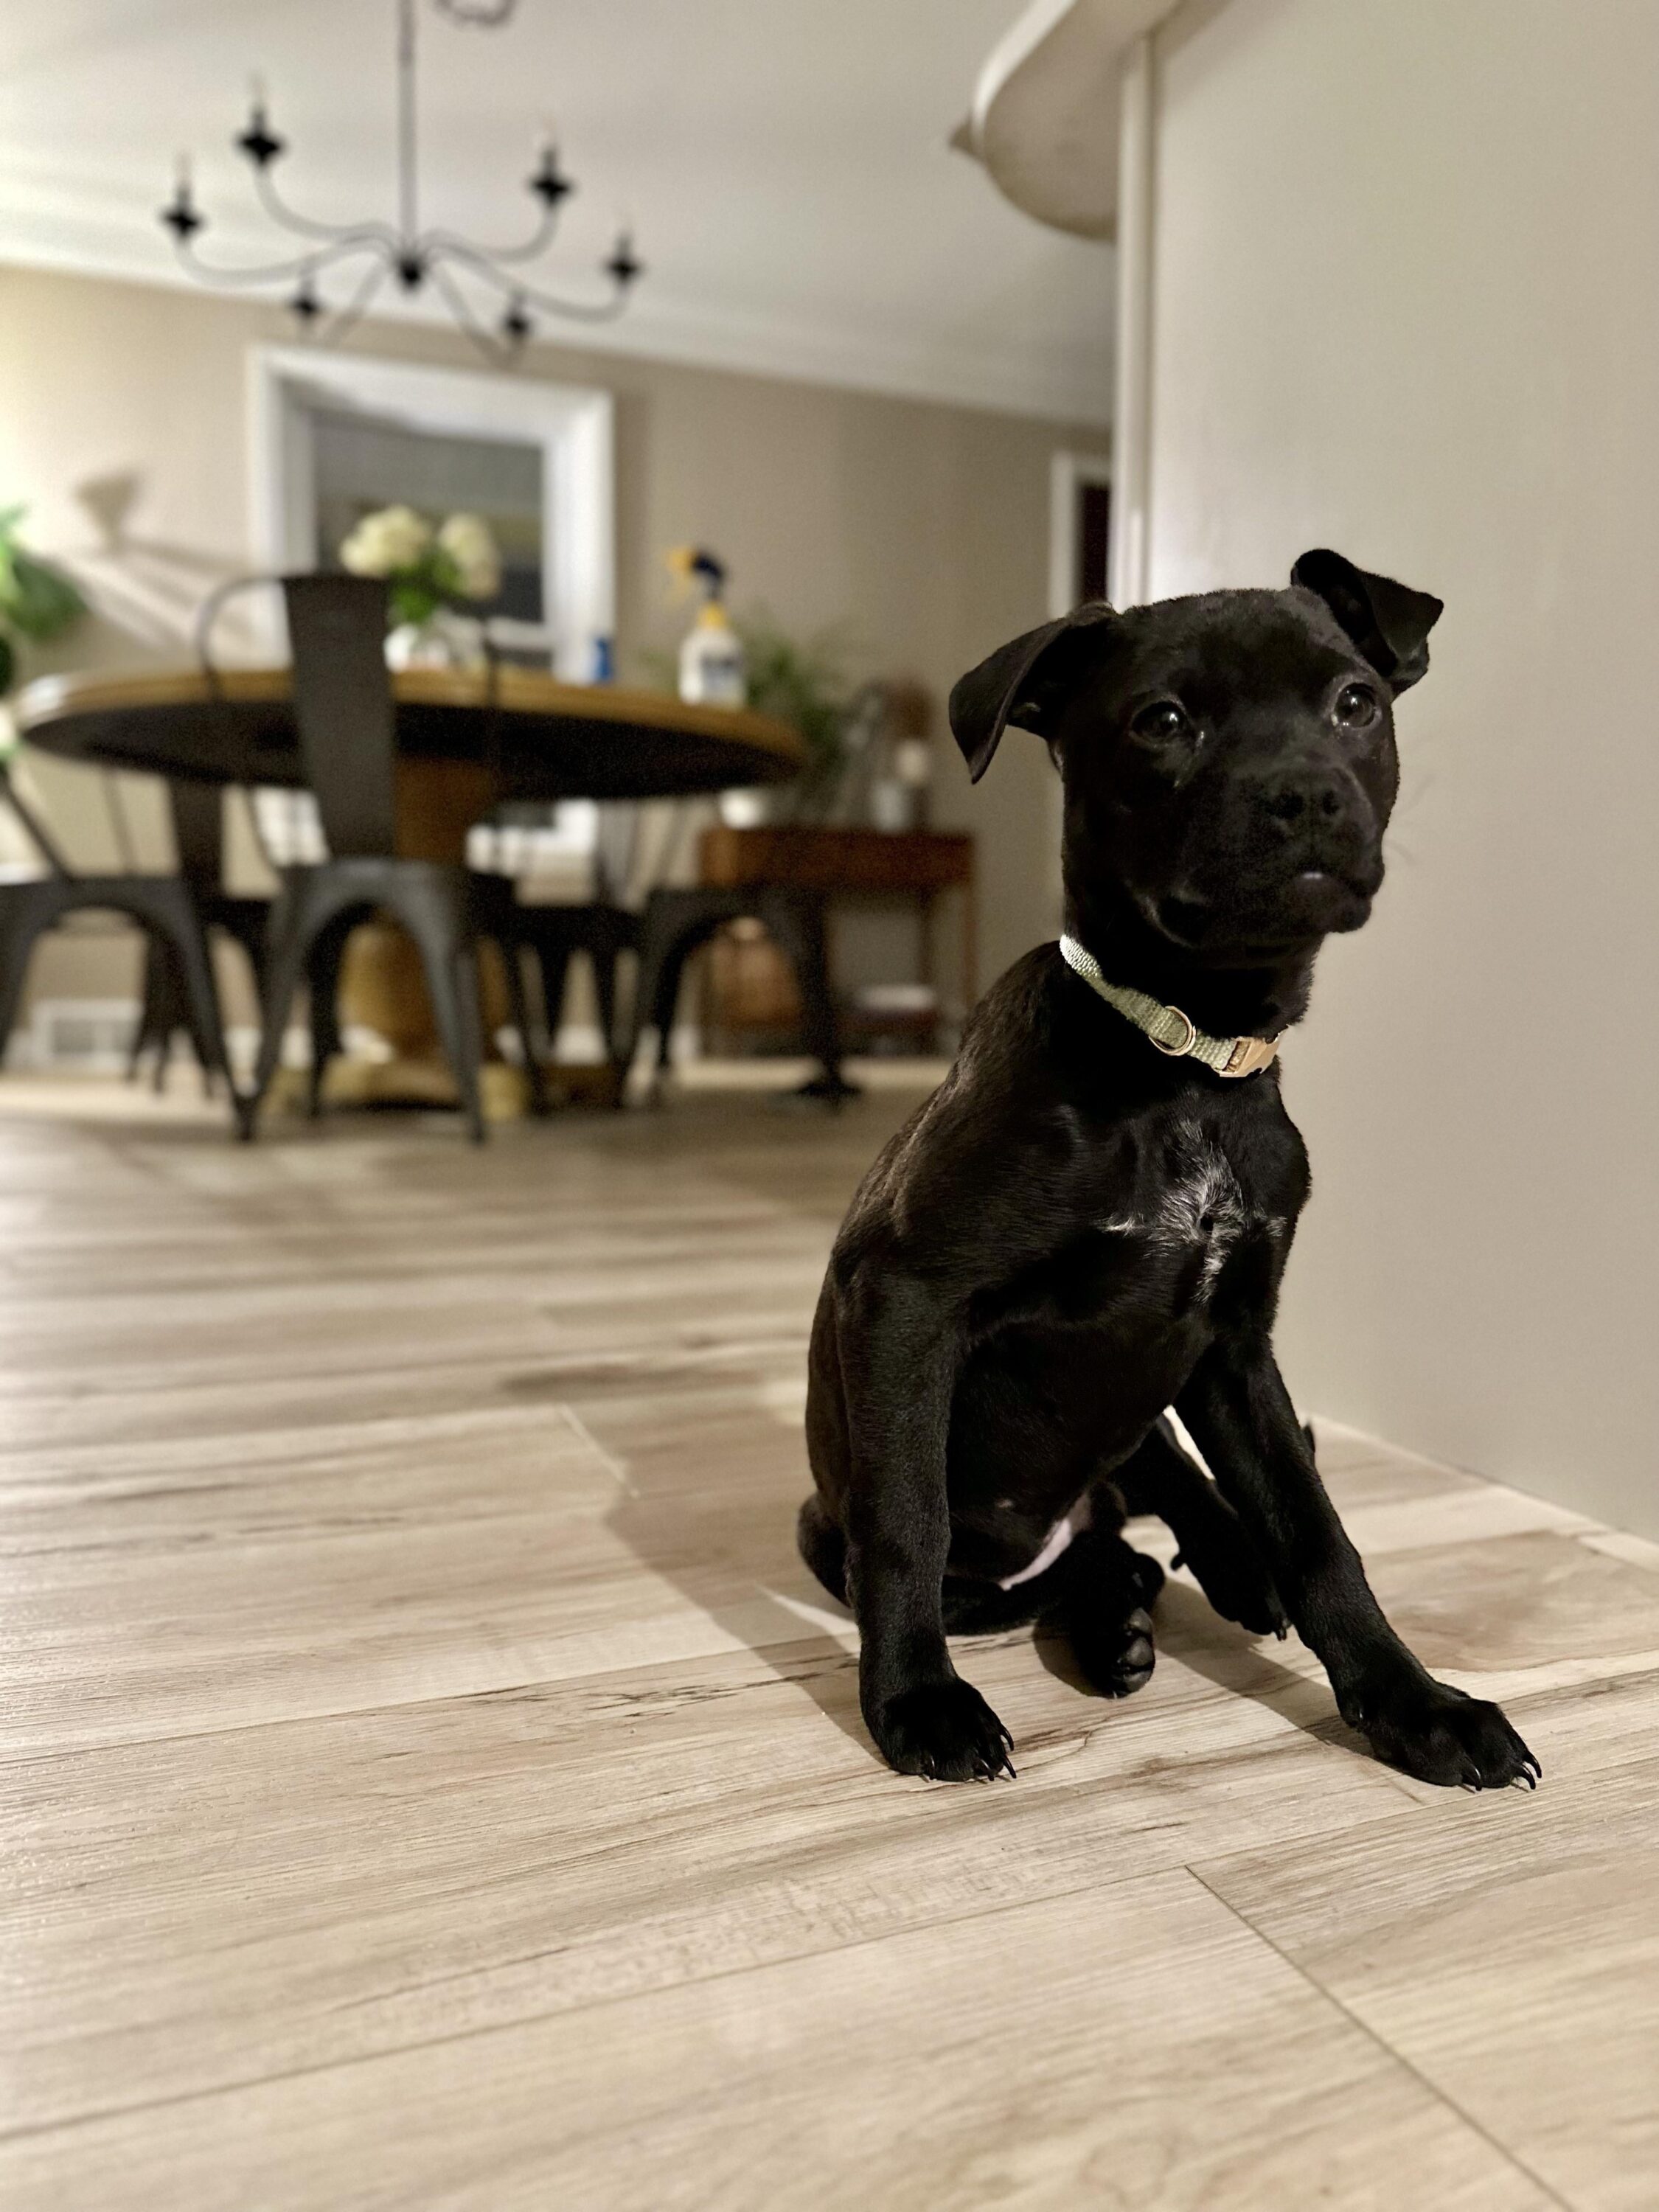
[1062, 1119, 1287, 1315]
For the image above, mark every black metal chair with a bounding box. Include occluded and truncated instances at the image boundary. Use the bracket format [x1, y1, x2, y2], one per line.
[486, 801, 641, 1078]
[0, 758, 232, 1086]
[236, 573, 540, 1143]
[625, 883, 849, 1102]
[509, 899, 640, 1068]
[490, 801, 846, 1101]
[128, 780, 277, 1090]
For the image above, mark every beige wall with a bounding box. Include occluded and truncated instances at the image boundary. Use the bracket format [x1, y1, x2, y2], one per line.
[0, 262, 1102, 1016]
[1147, 0, 1659, 1530]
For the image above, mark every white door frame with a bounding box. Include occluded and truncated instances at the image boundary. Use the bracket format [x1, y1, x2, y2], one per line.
[1107, 32, 1155, 608]
[1048, 448, 1114, 618]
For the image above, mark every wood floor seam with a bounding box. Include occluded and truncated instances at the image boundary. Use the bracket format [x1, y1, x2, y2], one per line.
[1183, 1864, 1576, 2211]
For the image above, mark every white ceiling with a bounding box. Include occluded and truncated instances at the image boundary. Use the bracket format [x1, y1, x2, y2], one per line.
[0, 0, 1113, 422]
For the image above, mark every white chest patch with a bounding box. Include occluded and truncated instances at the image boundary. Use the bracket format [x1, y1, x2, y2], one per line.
[1155, 1125, 1250, 1287]
[1096, 1123, 1277, 1293]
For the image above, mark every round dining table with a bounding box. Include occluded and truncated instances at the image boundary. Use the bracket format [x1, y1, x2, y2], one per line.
[14, 662, 804, 819]
[13, 663, 805, 1114]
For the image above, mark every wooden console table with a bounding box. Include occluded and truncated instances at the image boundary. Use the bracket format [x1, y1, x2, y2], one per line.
[698, 824, 976, 1046]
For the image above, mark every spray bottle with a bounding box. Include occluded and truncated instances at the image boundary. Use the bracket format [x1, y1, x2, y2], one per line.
[667, 546, 746, 707]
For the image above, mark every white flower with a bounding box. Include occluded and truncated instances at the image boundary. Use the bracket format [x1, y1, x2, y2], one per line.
[339, 504, 433, 577]
[437, 512, 502, 601]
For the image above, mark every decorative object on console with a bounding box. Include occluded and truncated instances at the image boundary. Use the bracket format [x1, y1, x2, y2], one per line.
[159, 0, 643, 361]
[834, 679, 932, 832]
[338, 505, 501, 668]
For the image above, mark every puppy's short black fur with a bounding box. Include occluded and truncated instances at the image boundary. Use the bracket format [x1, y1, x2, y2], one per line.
[800, 552, 1538, 1792]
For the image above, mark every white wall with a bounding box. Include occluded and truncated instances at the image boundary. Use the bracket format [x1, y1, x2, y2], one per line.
[1147, 0, 1659, 1531]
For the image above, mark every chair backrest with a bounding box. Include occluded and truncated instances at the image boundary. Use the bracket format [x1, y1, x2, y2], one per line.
[281, 573, 397, 858]
[167, 779, 224, 891]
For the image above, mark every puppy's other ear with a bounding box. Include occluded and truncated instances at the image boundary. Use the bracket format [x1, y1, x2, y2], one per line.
[948, 602, 1116, 782]
[1291, 548, 1444, 693]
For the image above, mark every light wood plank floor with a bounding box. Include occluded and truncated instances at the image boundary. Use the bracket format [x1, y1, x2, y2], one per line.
[1, 1074, 1655, 2209]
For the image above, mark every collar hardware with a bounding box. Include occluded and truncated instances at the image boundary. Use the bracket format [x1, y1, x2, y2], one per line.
[1058, 934, 1280, 1080]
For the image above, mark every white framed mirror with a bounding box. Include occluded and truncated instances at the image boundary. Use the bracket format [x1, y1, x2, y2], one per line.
[247, 345, 614, 678]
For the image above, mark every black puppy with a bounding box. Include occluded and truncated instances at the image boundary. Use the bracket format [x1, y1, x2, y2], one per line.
[799, 551, 1538, 1792]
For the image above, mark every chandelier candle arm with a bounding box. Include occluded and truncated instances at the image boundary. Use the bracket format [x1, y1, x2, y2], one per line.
[158, 0, 643, 359]
[419, 166, 567, 267]
[248, 154, 400, 252]
[431, 233, 639, 321]
[165, 229, 385, 293]
[427, 261, 522, 365]
[301, 257, 394, 344]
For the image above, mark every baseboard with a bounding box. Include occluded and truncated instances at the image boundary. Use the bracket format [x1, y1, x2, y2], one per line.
[7, 998, 141, 1074]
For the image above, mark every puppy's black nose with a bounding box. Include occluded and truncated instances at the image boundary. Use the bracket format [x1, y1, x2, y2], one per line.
[1259, 765, 1349, 830]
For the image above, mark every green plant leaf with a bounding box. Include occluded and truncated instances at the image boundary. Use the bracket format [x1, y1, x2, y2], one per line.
[0, 547, 86, 641]
[0, 631, 15, 698]
[0, 507, 87, 644]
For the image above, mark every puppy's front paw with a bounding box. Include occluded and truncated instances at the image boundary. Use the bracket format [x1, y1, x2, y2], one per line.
[873, 1678, 1016, 1782]
[1353, 1674, 1541, 1790]
[1173, 1526, 1289, 1640]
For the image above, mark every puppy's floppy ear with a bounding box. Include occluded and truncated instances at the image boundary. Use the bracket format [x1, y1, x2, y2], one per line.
[948, 601, 1116, 782]
[1291, 549, 1444, 694]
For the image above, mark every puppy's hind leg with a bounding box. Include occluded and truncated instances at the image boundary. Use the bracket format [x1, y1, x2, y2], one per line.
[796, 1493, 849, 1606]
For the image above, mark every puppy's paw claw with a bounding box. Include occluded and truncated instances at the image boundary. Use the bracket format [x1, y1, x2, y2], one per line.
[1356, 1676, 1540, 1791]
[874, 1678, 1016, 1784]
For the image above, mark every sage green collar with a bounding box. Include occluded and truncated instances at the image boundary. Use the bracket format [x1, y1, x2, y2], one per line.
[1058, 934, 1280, 1079]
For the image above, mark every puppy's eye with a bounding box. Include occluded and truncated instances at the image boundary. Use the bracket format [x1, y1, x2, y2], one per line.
[1130, 700, 1191, 743]
[1334, 681, 1380, 730]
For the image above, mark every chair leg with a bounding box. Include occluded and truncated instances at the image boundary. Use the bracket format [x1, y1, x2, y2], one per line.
[128, 937, 167, 1085]
[446, 945, 487, 1145]
[393, 882, 486, 1144]
[142, 887, 233, 1098]
[0, 894, 49, 1070]
[758, 891, 856, 1103]
[596, 940, 636, 1105]
[621, 911, 662, 1080]
[304, 909, 355, 1117]
[591, 942, 622, 1067]
[498, 938, 548, 1115]
[627, 902, 717, 1095]
[650, 935, 692, 1076]
[532, 938, 574, 1061]
[239, 882, 322, 1141]
[170, 937, 223, 1099]
[129, 933, 209, 1091]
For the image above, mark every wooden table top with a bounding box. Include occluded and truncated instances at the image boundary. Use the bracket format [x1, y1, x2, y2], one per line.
[14, 664, 805, 803]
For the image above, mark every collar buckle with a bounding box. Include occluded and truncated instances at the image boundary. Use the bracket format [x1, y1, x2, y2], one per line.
[1220, 1033, 1280, 1079]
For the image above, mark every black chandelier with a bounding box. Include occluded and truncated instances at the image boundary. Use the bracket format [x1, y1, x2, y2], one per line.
[159, 0, 642, 363]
